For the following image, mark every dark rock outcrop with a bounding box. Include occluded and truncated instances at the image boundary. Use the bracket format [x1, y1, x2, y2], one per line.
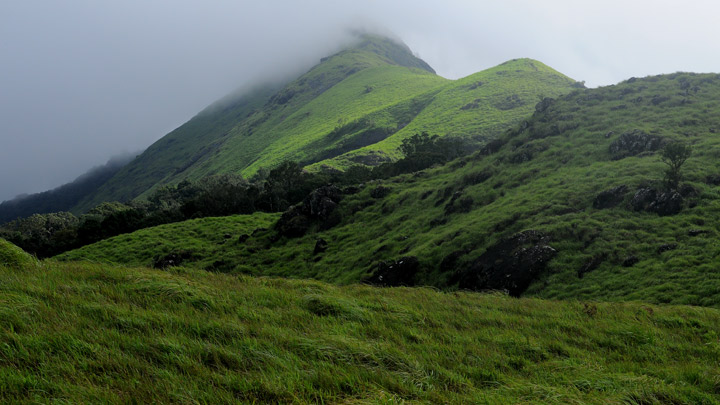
[630, 188, 683, 216]
[455, 230, 557, 296]
[657, 243, 677, 254]
[305, 185, 342, 220]
[609, 130, 665, 160]
[622, 255, 639, 267]
[705, 174, 720, 186]
[593, 185, 628, 209]
[275, 185, 343, 238]
[370, 185, 391, 199]
[578, 253, 607, 278]
[152, 251, 193, 269]
[688, 229, 708, 237]
[313, 238, 328, 254]
[535, 97, 554, 113]
[364, 256, 420, 287]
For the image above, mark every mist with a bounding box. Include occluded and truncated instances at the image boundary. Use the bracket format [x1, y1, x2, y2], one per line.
[2, 0, 720, 202]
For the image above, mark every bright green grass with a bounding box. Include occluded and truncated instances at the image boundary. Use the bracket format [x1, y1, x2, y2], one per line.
[74, 36, 446, 211]
[58, 212, 279, 269]
[0, 238, 36, 269]
[73, 37, 578, 212]
[1, 260, 718, 403]
[62, 72, 720, 309]
[312, 58, 578, 171]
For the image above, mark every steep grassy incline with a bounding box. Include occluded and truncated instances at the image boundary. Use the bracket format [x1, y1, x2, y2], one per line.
[74, 36, 447, 211]
[72, 35, 580, 213]
[1, 260, 718, 403]
[0, 238, 36, 268]
[73, 83, 281, 212]
[62, 72, 720, 308]
[309, 58, 579, 170]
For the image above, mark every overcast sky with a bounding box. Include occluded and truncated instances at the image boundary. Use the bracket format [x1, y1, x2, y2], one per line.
[2, 0, 720, 202]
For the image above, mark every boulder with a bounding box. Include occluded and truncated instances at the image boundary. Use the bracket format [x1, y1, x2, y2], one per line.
[622, 255, 639, 267]
[577, 253, 607, 278]
[650, 191, 683, 216]
[313, 238, 328, 255]
[688, 229, 708, 237]
[609, 130, 665, 160]
[535, 97, 555, 113]
[275, 207, 311, 238]
[304, 185, 342, 220]
[593, 185, 628, 209]
[365, 256, 420, 287]
[152, 251, 193, 269]
[630, 188, 657, 211]
[705, 174, 720, 186]
[630, 188, 683, 216]
[456, 230, 557, 296]
[370, 185, 391, 199]
[275, 185, 343, 238]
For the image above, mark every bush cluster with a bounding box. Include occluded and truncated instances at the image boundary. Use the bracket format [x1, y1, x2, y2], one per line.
[0, 133, 473, 257]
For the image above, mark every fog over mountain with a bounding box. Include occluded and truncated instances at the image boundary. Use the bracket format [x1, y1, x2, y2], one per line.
[2, 0, 719, 202]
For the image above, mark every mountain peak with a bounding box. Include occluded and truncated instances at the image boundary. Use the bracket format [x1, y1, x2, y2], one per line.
[327, 33, 436, 74]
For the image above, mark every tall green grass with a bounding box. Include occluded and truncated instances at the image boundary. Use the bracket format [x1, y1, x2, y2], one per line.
[1, 260, 718, 403]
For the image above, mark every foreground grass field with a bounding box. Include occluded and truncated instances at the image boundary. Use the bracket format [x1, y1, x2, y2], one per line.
[1, 259, 718, 403]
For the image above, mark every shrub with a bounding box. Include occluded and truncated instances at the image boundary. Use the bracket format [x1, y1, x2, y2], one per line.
[660, 141, 691, 190]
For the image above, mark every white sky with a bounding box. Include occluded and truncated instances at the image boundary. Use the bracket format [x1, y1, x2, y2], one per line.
[1, 0, 719, 201]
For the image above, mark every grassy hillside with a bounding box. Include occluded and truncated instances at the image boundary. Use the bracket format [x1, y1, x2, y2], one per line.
[310, 58, 579, 171]
[59, 212, 279, 269]
[72, 35, 579, 213]
[0, 238, 36, 268]
[74, 36, 447, 211]
[1, 260, 718, 403]
[62, 72, 720, 308]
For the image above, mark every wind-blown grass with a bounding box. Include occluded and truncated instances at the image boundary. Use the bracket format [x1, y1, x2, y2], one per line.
[1, 260, 718, 403]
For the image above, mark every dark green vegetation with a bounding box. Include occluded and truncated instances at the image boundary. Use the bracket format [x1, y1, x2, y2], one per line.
[1, 260, 719, 403]
[63, 72, 720, 308]
[67, 35, 578, 212]
[3, 134, 472, 259]
[0, 154, 133, 223]
[61, 213, 279, 269]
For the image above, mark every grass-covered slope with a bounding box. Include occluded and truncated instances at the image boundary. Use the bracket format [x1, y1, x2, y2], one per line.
[63, 72, 720, 308]
[0, 238, 35, 268]
[59, 212, 279, 269]
[73, 35, 579, 213]
[1, 260, 719, 403]
[310, 58, 579, 170]
[74, 36, 447, 211]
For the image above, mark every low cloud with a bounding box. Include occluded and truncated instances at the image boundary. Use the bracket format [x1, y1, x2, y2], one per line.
[2, 0, 719, 201]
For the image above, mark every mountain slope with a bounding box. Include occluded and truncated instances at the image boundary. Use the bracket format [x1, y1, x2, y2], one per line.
[61, 71, 720, 308]
[2, 259, 719, 403]
[71, 35, 579, 213]
[309, 58, 580, 170]
[0, 154, 133, 223]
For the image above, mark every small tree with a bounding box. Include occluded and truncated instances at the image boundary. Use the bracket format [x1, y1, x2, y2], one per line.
[660, 141, 691, 190]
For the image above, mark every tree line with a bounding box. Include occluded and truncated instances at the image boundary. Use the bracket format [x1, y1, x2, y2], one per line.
[0, 133, 472, 258]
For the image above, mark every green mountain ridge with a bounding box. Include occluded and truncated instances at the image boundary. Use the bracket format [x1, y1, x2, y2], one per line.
[6, 35, 720, 404]
[61, 71, 720, 308]
[72, 34, 579, 212]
